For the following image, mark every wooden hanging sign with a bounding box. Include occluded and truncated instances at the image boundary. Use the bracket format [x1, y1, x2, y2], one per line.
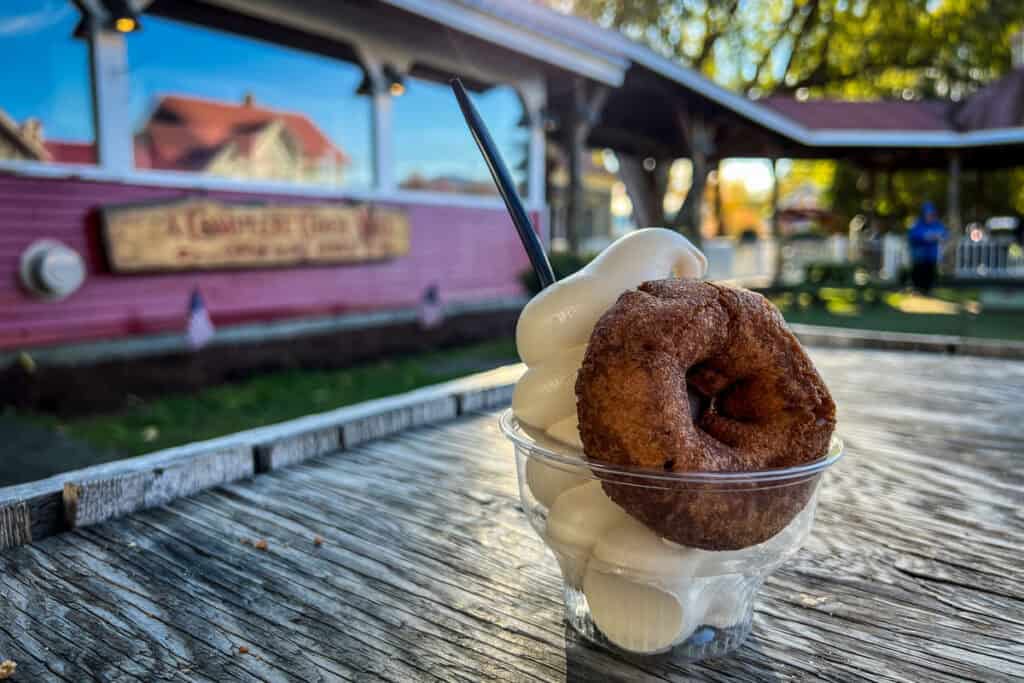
[101, 198, 410, 272]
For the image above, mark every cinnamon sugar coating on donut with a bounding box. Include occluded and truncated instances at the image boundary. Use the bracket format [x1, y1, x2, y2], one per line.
[575, 279, 836, 549]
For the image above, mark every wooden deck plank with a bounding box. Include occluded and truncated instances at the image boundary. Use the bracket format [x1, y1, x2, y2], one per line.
[0, 349, 1022, 681]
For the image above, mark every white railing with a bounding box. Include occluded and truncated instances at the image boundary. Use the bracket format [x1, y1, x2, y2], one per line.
[705, 234, 1024, 283]
[778, 236, 848, 284]
[703, 238, 775, 285]
[705, 236, 854, 285]
[955, 238, 1024, 278]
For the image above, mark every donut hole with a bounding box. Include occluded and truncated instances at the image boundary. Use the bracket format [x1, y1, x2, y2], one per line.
[685, 363, 756, 424]
[686, 387, 707, 423]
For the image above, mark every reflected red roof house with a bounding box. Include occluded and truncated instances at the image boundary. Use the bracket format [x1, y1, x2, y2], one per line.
[0, 107, 95, 164]
[134, 94, 349, 180]
[399, 173, 497, 195]
[44, 141, 96, 164]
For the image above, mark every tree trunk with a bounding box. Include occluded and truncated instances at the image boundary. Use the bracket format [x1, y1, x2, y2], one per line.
[673, 159, 709, 248]
[713, 162, 724, 237]
[618, 155, 668, 228]
[563, 102, 585, 253]
[562, 79, 609, 254]
[670, 109, 715, 249]
[770, 158, 785, 285]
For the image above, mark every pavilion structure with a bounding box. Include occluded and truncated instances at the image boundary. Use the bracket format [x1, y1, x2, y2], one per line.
[521, 5, 1024, 247]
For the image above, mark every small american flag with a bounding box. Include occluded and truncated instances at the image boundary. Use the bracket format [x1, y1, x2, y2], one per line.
[186, 288, 215, 349]
[418, 284, 444, 330]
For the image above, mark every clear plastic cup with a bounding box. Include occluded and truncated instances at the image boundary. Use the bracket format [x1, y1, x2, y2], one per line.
[499, 409, 844, 661]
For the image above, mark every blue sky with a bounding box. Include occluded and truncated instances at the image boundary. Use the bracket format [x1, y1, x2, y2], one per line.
[0, 2, 526, 188]
[1, 1, 94, 142]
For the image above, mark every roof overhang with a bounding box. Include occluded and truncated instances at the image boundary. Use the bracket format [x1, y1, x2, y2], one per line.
[425, 1, 1024, 153]
[353, 0, 628, 87]
[798, 126, 1024, 149]
[177, 0, 1024, 155]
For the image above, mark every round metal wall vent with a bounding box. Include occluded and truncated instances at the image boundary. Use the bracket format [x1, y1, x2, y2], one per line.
[20, 240, 87, 300]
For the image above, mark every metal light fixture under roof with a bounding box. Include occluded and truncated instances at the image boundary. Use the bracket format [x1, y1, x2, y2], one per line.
[355, 70, 374, 96]
[101, 0, 141, 32]
[71, 0, 141, 37]
[355, 65, 405, 96]
[383, 65, 405, 97]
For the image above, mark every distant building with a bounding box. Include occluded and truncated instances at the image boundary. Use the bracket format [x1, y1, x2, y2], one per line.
[45, 141, 96, 164]
[0, 108, 96, 164]
[549, 148, 626, 253]
[0, 110, 51, 162]
[399, 173, 496, 195]
[133, 93, 350, 183]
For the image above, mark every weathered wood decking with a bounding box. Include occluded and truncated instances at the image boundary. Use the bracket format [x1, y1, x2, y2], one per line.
[1, 349, 1022, 681]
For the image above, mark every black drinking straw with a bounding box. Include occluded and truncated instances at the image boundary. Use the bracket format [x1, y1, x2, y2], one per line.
[450, 78, 556, 289]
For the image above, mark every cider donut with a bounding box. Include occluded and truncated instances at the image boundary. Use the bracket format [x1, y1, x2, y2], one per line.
[575, 279, 836, 550]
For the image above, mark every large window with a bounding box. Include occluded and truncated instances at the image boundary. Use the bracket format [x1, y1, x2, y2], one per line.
[394, 75, 527, 195]
[127, 16, 371, 188]
[0, 1, 96, 165]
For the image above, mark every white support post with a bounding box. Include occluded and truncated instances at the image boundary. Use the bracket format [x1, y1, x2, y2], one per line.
[355, 45, 397, 193]
[518, 79, 547, 209]
[947, 151, 962, 234]
[89, 27, 133, 173]
[515, 77, 548, 244]
[372, 90, 396, 192]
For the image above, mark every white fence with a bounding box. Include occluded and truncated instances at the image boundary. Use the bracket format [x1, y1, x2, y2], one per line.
[703, 238, 774, 284]
[955, 238, 1024, 278]
[704, 236, 850, 285]
[696, 235, 1024, 284]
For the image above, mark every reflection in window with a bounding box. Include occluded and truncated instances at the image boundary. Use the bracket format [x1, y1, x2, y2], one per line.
[0, 1, 95, 165]
[128, 16, 371, 188]
[394, 76, 527, 195]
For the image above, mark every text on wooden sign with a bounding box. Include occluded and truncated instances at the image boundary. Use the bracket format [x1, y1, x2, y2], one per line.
[101, 199, 410, 272]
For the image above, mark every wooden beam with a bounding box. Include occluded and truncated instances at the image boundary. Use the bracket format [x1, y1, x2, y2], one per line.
[672, 107, 716, 247]
[63, 445, 255, 529]
[563, 79, 609, 253]
[0, 502, 31, 551]
[587, 127, 674, 162]
[770, 158, 785, 285]
[617, 154, 666, 228]
[713, 162, 724, 237]
[948, 151, 962, 233]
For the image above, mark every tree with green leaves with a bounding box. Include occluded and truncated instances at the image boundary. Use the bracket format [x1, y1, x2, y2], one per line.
[553, 0, 1024, 99]
[549, 0, 1024, 240]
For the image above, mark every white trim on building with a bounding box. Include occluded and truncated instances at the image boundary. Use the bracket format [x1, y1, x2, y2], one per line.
[0, 158, 542, 211]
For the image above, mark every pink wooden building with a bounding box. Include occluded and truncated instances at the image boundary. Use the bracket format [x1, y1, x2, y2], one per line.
[5, 0, 1023, 360]
[1, 0, 602, 354]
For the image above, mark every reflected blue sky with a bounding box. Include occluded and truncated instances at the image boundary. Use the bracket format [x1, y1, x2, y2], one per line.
[394, 77, 526, 186]
[1, 0, 93, 142]
[0, 1, 525, 187]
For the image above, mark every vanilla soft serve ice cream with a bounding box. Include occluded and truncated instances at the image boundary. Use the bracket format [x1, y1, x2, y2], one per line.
[506, 228, 832, 656]
[512, 228, 707, 507]
[511, 228, 713, 652]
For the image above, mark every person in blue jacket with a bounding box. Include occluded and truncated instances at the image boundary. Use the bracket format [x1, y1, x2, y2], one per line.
[907, 201, 948, 294]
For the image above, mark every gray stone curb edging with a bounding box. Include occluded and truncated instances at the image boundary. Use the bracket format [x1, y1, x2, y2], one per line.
[789, 324, 1024, 360]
